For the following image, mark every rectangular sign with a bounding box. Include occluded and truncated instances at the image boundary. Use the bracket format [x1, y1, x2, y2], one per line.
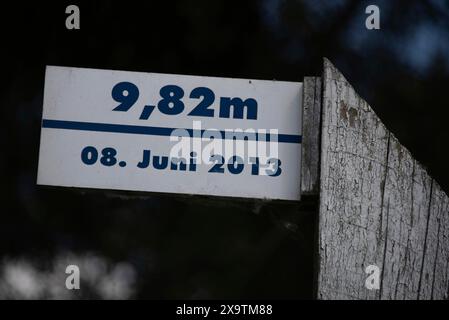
[37, 66, 303, 200]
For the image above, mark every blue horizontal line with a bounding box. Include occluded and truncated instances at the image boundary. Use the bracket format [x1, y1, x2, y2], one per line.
[42, 119, 302, 144]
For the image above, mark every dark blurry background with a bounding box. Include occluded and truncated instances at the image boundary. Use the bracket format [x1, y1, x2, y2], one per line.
[1, 0, 448, 299]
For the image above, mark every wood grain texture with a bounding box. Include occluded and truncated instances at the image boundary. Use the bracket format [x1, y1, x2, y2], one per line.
[317, 58, 449, 300]
[317, 58, 390, 300]
[380, 135, 432, 300]
[301, 77, 321, 195]
[429, 183, 449, 299]
[419, 181, 449, 299]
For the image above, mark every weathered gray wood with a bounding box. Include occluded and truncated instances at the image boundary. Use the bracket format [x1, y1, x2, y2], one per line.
[419, 181, 449, 299]
[430, 183, 449, 299]
[380, 135, 432, 300]
[301, 77, 322, 195]
[317, 58, 449, 300]
[318, 58, 390, 300]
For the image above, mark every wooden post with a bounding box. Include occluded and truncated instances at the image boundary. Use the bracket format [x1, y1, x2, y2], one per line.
[316, 58, 449, 300]
[301, 77, 322, 195]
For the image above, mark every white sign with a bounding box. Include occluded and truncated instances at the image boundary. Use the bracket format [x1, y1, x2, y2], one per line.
[37, 66, 303, 200]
